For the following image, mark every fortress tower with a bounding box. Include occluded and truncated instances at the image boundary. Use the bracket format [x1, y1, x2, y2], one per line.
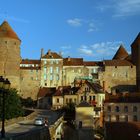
[131, 32, 140, 92]
[0, 21, 21, 91]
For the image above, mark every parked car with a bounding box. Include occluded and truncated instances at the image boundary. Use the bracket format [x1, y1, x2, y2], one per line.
[34, 117, 45, 126]
[94, 133, 103, 140]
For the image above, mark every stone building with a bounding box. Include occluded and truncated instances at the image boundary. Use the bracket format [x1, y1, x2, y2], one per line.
[0, 21, 21, 91]
[104, 93, 140, 122]
[131, 33, 140, 92]
[0, 20, 138, 101]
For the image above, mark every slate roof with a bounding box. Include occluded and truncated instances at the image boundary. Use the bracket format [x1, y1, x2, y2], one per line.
[38, 87, 56, 98]
[113, 45, 129, 60]
[0, 21, 20, 41]
[104, 60, 134, 66]
[63, 58, 83, 66]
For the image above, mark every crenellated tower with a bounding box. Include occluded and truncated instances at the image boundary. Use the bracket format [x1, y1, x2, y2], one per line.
[0, 21, 21, 91]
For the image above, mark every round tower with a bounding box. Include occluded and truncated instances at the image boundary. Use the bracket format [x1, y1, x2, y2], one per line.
[0, 21, 21, 91]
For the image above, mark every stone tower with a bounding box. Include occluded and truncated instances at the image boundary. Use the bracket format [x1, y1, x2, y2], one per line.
[131, 32, 140, 92]
[0, 21, 21, 91]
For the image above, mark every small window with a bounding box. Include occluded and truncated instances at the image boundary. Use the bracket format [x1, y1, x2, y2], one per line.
[81, 96, 83, 101]
[131, 66, 133, 68]
[115, 106, 120, 112]
[107, 106, 111, 112]
[93, 96, 96, 100]
[45, 83, 47, 86]
[116, 115, 119, 122]
[124, 106, 128, 112]
[133, 115, 137, 121]
[115, 66, 117, 68]
[50, 75, 53, 80]
[89, 96, 92, 101]
[56, 98, 59, 103]
[125, 115, 128, 122]
[133, 106, 137, 112]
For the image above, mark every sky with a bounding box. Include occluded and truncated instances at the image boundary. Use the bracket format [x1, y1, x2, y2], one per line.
[0, 0, 140, 61]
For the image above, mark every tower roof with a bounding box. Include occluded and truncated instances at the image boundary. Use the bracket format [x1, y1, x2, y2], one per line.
[0, 21, 20, 41]
[131, 32, 140, 47]
[112, 45, 129, 60]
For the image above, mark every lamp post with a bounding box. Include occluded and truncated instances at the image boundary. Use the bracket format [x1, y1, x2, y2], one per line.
[0, 76, 10, 138]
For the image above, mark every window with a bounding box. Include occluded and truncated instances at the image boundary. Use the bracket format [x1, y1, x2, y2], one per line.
[56, 60, 59, 64]
[133, 106, 137, 112]
[56, 98, 59, 103]
[44, 60, 47, 64]
[116, 115, 119, 122]
[36, 70, 38, 73]
[74, 98, 76, 103]
[107, 106, 111, 112]
[50, 75, 53, 80]
[81, 96, 83, 101]
[44, 67, 47, 73]
[93, 96, 96, 100]
[125, 115, 128, 122]
[133, 115, 137, 121]
[56, 75, 59, 81]
[56, 67, 59, 73]
[69, 98, 72, 103]
[45, 83, 47, 86]
[44, 74, 47, 80]
[66, 98, 68, 104]
[50, 67, 53, 73]
[89, 96, 92, 101]
[85, 96, 87, 101]
[115, 106, 120, 112]
[115, 66, 117, 68]
[124, 106, 128, 112]
[50, 60, 53, 64]
[30, 70, 33, 73]
[108, 115, 111, 122]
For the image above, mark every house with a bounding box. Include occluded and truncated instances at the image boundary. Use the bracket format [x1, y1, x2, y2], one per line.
[75, 101, 94, 129]
[104, 93, 140, 122]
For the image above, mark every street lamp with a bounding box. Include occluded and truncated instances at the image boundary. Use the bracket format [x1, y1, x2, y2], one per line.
[0, 76, 11, 138]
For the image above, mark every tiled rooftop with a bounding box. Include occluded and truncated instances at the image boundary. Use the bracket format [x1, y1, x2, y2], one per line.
[0, 21, 20, 41]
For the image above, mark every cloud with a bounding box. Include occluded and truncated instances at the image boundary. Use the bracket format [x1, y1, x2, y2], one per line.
[67, 18, 82, 27]
[96, 0, 140, 18]
[113, 0, 140, 17]
[78, 41, 123, 59]
[78, 45, 94, 56]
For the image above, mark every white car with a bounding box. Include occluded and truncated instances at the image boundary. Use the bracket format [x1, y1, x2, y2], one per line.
[34, 118, 45, 126]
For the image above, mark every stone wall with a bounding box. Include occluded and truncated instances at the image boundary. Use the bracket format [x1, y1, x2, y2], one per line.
[99, 66, 136, 93]
[20, 69, 41, 100]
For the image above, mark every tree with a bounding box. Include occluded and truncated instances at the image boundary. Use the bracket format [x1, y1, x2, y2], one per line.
[0, 88, 24, 120]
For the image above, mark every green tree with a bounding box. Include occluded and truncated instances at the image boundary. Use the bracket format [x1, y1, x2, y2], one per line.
[0, 88, 24, 120]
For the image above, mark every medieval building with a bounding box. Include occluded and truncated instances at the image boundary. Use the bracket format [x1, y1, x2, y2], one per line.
[0, 21, 139, 101]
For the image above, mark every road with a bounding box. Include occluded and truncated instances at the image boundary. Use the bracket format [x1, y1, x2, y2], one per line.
[3, 109, 60, 138]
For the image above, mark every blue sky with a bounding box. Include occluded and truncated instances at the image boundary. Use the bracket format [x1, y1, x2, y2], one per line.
[0, 0, 140, 61]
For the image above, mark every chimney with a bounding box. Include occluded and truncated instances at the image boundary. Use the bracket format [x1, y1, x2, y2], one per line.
[68, 56, 70, 61]
[48, 49, 51, 55]
[41, 48, 44, 57]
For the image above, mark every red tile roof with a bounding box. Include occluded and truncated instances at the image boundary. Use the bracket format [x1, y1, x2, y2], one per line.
[54, 86, 71, 96]
[0, 21, 20, 41]
[42, 51, 62, 59]
[63, 58, 83, 66]
[104, 60, 134, 66]
[113, 45, 129, 60]
[131, 32, 140, 47]
[83, 61, 98, 66]
[21, 59, 41, 64]
[38, 87, 56, 98]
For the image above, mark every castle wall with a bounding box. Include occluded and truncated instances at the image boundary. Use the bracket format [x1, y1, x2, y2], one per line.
[99, 66, 136, 93]
[0, 38, 21, 91]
